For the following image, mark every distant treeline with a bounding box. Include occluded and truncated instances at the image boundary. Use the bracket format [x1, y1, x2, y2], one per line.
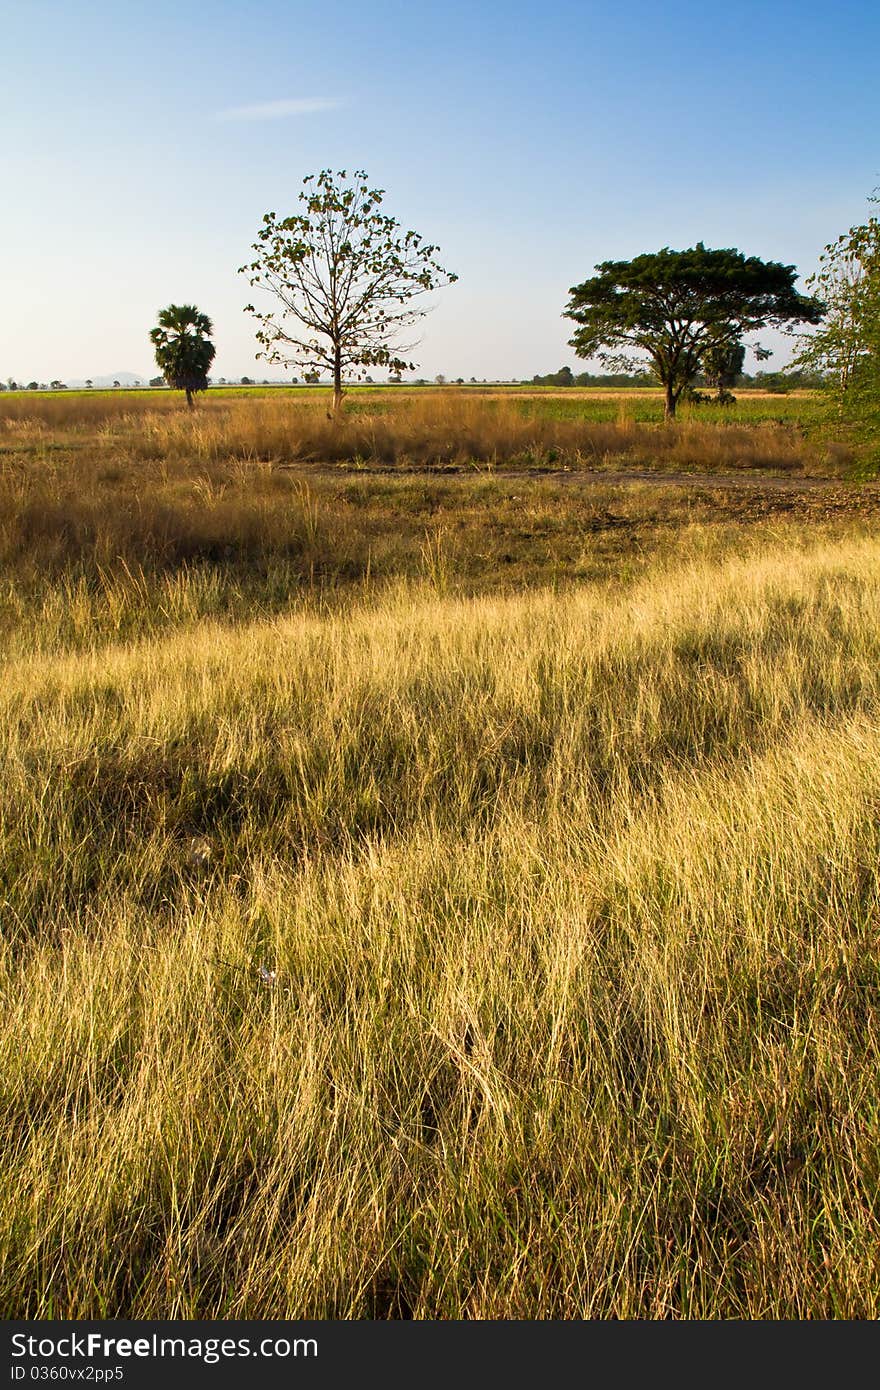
[530, 368, 655, 388]
[530, 366, 827, 392]
[735, 369, 827, 392]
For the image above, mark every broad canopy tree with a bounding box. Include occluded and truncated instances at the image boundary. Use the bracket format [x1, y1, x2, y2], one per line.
[150, 304, 215, 408]
[240, 169, 457, 415]
[564, 244, 824, 418]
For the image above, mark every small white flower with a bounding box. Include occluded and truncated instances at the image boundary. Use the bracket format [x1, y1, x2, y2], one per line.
[258, 965, 277, 986]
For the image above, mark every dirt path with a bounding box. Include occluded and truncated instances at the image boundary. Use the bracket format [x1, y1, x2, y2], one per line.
[294, 462, 880, 529]
[297, 460, 875, 493]
[528, 467, 874, 492]
[302, 460, 878, 495]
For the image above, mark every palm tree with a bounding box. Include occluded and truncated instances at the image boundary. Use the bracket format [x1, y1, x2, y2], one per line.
[149, 304, 215, 409]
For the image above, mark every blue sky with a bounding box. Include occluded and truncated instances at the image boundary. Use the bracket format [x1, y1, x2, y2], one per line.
[2, 0, 878, 382]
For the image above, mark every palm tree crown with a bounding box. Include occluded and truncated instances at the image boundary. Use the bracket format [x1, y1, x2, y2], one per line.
[150, 304, 215, 407]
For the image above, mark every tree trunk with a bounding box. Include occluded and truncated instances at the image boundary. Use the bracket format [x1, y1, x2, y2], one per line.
[185, 387, 194, 410]
[332, 348, 343, 418]
[664, 381, 676, 420]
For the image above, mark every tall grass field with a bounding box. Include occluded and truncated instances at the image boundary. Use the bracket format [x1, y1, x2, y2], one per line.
[1, 390, 878, 1317]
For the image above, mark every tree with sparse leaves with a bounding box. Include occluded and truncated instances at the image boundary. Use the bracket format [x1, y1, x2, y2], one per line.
[150, 304, 215, 409]
[565, 244, 824, 419]
[794, 200, 880, 462]
[240, 169, 457, 416]
[797, 203, 880, 398]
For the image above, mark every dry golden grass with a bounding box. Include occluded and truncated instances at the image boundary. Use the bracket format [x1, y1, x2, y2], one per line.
[0, 389, 827, 470]
[2, 531, 880, 1317]
[135, 395, 815, 471]
[0, 388, 857, 653]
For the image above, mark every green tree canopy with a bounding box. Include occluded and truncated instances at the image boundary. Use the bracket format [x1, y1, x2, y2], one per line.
[240, 169, 457, 415]
[150, 304, 215, 408]
[564, 244, 824, 418]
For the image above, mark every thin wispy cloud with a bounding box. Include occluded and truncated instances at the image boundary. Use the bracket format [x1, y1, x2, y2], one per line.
[215, 97, 342, 123]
